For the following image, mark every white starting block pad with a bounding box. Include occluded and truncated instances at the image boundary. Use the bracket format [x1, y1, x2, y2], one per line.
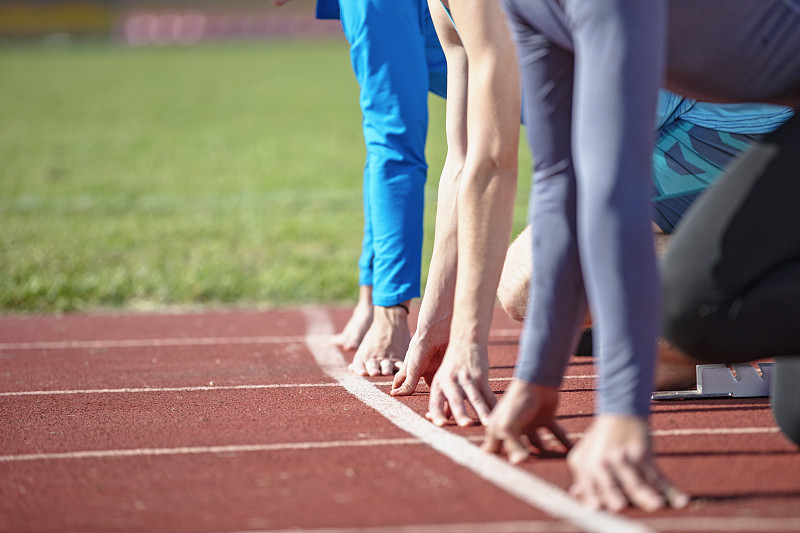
[652, 362, 775, 400]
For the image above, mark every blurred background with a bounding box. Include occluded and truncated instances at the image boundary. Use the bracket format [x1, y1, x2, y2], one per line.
[0, 0, 341, 43]
[0, 0, 530, 314]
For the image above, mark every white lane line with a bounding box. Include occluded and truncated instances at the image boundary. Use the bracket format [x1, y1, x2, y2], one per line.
[221, 515, 800, 533]
[0, 438, 424, 463]
[0, 383, 340, 397]
[0, 374, 778, 439]
[370, 375, 598, 386]
[0, 375, 594, 397]
[0, 335, 313, 351]
[302, 306, 652, 533]
[650, 426, 780, 437]
[223, 521, 581, 533]
[642, 517, 800, 532]
[0, 375, 592, 397]
[0, 329, 520, 352]
[465, 426, 781, 443]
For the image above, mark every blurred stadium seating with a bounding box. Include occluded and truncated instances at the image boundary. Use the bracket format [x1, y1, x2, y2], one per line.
[0, 0, 341, 42]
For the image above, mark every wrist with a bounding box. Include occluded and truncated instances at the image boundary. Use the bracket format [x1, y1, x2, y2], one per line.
[385, 302, 409, 314]
[375, 302, 411, 323]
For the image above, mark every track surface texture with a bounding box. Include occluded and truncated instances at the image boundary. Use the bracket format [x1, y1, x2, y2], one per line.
[1, 306, 799, 533]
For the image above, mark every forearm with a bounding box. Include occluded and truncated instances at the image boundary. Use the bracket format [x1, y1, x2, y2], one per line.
[417, 1, 468, 340]
[450, 62, 520, 343]
[448, 4, 521, 346]
[416, 156, 461, 336]
[450, 166, 516, 344]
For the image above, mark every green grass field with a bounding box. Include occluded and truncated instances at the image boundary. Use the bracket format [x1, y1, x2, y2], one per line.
[0, 38, 532, 313]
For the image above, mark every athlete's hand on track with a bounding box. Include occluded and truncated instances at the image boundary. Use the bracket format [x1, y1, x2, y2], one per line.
[424, 340, 496, 427]
[482, 380, 571, 463]
[390, 317, 451, 397]
[567, 415, 690, 512]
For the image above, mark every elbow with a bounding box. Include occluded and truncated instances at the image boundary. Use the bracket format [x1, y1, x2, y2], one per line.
[459, 157, 518, 197]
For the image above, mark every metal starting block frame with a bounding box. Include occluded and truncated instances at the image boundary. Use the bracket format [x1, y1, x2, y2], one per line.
[652, 362, 775, 400]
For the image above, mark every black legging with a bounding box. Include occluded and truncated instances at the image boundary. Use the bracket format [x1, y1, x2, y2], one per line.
[662, 113, 800, 446]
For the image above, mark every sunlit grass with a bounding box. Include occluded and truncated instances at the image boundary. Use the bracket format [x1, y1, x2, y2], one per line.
[0, 39, 532, 312]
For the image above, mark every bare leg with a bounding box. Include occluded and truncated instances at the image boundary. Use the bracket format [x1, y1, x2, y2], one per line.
[348, 301, 411, 376]
[331, 285, 374, 351]
[500, 225, 672, 323]
[497, 226, 532, 323]
[501, 225, 697, 389]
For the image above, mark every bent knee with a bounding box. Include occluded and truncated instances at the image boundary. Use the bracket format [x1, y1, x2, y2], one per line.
[498, 226, 532, 323]
[497, 285, 526, 323]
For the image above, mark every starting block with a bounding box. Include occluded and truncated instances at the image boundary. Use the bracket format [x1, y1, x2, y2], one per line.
[652, 362, 775, 400]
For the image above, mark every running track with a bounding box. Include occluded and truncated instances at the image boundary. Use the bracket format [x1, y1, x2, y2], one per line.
[1, 306, 799, 533]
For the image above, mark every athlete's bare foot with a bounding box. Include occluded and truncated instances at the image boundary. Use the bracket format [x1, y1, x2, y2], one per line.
[331, 286, 374, 352]
[348, 302, 411, 376]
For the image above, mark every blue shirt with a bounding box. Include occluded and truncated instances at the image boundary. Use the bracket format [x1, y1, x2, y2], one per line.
[315, 0, 340, 20]
[656, 91, 793, 133]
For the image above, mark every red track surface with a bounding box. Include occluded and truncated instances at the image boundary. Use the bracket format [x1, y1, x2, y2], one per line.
[1, 307, 799, 533]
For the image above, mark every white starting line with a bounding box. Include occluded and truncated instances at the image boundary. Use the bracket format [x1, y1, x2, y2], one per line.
[301, 307, 652, 533]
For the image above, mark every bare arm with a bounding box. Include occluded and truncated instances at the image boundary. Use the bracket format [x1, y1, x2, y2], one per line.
[415, 0, 468, 336]
[447, 0, 520, 347]
[426, 0, 522, 426]
[392, 0, 469, 396]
